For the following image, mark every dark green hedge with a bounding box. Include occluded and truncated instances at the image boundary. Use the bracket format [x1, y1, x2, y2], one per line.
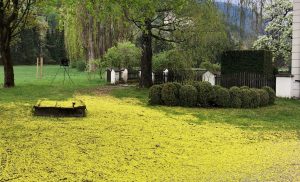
[221, 50, 273, 75]
[149, 82, 276, 109]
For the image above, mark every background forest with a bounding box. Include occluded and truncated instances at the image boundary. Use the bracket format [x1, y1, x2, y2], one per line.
[6, 0, 292, 72]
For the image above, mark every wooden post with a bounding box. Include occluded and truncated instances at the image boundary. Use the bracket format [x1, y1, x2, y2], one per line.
[40, 57, 43, 79]
[36, 57, 43, 79]
[36, 57, 39, 79]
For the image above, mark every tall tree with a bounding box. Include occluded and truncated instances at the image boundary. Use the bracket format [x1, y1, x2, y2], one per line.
[253, 0, 292, 67]
[0, 0, 35, 88]
[120, 0, 191, 88]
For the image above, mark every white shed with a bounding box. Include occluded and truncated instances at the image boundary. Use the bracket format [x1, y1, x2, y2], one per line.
[202, 71, 217, 86]
[107, 68, 125, 84]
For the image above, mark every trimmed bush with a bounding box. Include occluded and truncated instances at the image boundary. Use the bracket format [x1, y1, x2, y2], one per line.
[173, 82, 182, 90]
[193, 81, 215, 107]
[240, 89, 252, 108]
[262, 86, 276, 105]
[214, 87, 230, 107]
[161, 83, 179, 106]
[257, 89, 269, 107]
[249, 89, 260, 108]
[213, 85, 223, 91]
[229, 86, 242, 108]
[76, 60, 86, 72]
[221, 50, 273, 75]
[240, 86, 250, 90]
[179, 85, 197, 107]
[149, 83, 274, 109]
[149, 85, 163, 105]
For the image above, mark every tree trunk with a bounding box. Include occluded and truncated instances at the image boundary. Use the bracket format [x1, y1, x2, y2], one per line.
[87, 14, 96, 72]
[140, 23, 153, 88]
[1, 47, 15, 88]
[0, 27, 15, 88]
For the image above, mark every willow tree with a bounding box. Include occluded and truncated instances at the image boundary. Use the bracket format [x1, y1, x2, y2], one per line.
[0, 0, 35, 88]
[120, 0, 191, 88]
[58, 0, 132, 71]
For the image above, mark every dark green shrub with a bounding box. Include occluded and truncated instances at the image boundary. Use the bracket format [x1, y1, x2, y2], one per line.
[229, 86, 242, 108]
[249, 89, 260, 108]
[214, 87, 230, 107]
[221, 50, 273, 75]
[240, 88, 252, 108]
[161, 83, 179, 106]
[179, 85, 197, 107]
[241, 86, 250, 90]
[76, 60, 86, 72]
[257, 89, 269, 107]
[70, 61, 77, 68]
[173, 82, 182, 90]
[262, 86, 276, 105]
[193, 81, 215, 107]
[213, 85, 223, 91]
[149, 85, 163, 105]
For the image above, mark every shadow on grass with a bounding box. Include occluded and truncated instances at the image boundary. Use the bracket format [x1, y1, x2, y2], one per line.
[0, 83, 102, 104]
[110, 87, 300, 132]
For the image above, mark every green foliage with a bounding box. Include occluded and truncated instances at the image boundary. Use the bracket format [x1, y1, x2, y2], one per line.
[229, 87, 242, 108]
[153, 49, 192, 71]
[70, 61, 77, 68]
[193, 81, 215, 107]
[76, 60, 86, 72]
[221, 50, 273, 75]
[240, 88, 252, 108]
[149, 85, 163, 105]
[161, 83, 179, 106]
[104, 41, 141, 69]
[263, 86, 276, 105]
[241, 86, 250, 90]
[253, 0, 292, 67]
[214, 87, 230, 107]
[257, 89, 270, 107]
[179, 85, 197, 107]
[249, 89, 261, 108]
[93, 59, 107, 79]
[179, 2, 230, 67]
[200, 61, 221, 73]
[173, 82, 182, 90]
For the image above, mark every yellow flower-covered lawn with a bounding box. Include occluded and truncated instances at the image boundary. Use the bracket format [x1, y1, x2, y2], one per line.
[0, 87, 300, 181]
[0, 66, 300, 181]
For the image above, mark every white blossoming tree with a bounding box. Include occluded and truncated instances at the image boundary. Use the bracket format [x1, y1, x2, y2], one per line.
[253, 0, 293, 68]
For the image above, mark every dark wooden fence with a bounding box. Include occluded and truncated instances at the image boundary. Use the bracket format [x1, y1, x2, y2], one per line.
[164, 70, 203, 84]
[128, 70, 140, 82]
[216, 72, 275, 90]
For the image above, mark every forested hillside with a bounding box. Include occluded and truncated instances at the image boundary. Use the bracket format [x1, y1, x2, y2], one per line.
[7, 0, 268, 65]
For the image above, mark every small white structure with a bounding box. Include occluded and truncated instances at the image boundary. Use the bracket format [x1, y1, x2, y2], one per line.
[121, 69, 128, 83]
[202, 71, 216, 86]
[276, 74, 294, 98]
[163, 69, 169, 83]
[107, 68, 125, 84]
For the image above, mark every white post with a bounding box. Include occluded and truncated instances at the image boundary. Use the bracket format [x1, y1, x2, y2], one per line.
[292, 1, 300, 98]
[122, 69, 128, 83]
[152, 72, 155, 83]
[111, 69, 116, 84]
[163, 69, 169, 82]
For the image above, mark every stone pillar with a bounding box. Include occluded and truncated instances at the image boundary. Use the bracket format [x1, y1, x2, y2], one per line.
[292, 1, 300, 98]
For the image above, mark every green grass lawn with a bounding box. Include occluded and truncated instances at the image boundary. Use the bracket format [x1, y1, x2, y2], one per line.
[0, 66, 300, 181]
